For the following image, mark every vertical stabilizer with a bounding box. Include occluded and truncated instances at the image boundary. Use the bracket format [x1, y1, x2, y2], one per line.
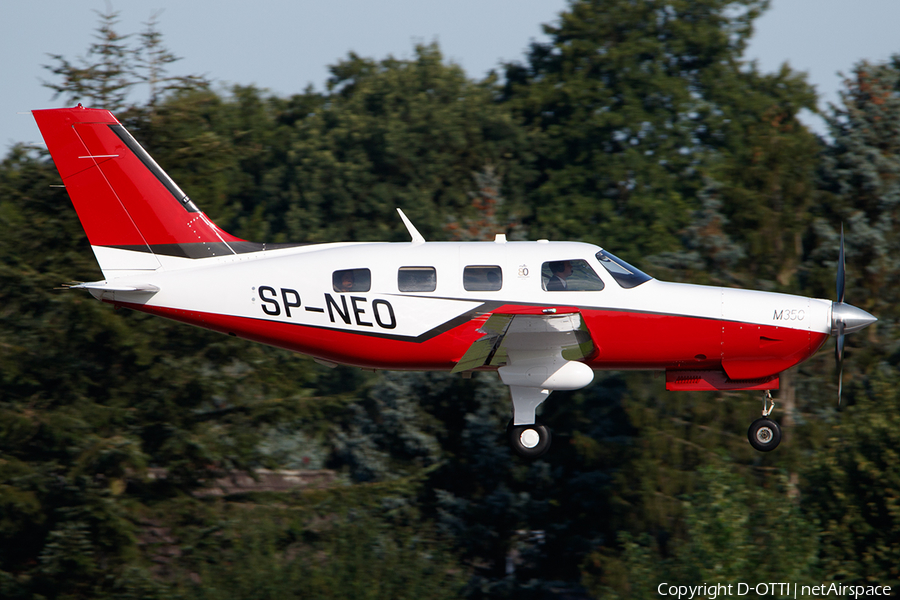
[32, 106, 245, 278]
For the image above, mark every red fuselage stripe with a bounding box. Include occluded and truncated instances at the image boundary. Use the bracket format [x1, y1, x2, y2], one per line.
[117, 302, 828, 377]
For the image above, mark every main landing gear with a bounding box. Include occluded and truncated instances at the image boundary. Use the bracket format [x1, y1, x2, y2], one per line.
[747, 390, 782, 452]
[508, 420, 552, 459]
[507, 386, 553, 459]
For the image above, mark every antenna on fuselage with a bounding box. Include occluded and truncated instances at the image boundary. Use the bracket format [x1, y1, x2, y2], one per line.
[397, 208, 426, 244]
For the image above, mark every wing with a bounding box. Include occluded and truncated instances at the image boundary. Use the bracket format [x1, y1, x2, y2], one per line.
[452, 308, 595, 374]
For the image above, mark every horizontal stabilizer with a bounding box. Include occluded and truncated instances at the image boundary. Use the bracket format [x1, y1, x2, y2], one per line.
[65, 281, 160, 293]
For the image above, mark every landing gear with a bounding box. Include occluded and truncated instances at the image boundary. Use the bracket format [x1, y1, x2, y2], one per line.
[508, 420, 552, 459]
[748, 390, 782, 452]
[500, 354, 594, 459]
[506, 386, 553, 458]
[748, 418, 781, 452]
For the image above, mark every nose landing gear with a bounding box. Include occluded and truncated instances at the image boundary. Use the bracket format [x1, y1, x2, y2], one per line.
[748, 390, 782, 452]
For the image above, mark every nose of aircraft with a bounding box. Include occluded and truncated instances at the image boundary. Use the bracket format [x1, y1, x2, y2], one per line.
[831, 302, 877, 335]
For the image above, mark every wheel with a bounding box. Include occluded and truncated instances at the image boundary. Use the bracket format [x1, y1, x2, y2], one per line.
[507, 420, 552, 459]
[747, 417, 782, 452]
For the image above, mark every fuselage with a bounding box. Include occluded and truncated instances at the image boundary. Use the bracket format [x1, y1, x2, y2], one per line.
[94, 239, 832, 380]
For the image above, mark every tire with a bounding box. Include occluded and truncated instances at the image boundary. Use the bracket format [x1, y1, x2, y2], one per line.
[747, 417, 782, 452]
[508, 420, 552, 459]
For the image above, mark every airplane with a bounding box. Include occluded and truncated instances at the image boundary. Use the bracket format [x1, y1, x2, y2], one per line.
[32, 105, 877, 458]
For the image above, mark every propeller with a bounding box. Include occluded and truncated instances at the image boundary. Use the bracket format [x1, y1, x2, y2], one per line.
[835, 226, 846, 404]
[831, 225, 877, 405]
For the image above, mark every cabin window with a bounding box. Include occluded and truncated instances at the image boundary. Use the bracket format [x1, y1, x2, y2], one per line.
[541, 259, 605, 291]
[595, 249, 652, 288]
[332, 268, 371, 292]
[463, 265, 502, 291]
[398, 267, 436, 292]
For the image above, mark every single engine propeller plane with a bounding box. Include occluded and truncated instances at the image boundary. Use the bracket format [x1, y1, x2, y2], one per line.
[32, 105, 877, 458]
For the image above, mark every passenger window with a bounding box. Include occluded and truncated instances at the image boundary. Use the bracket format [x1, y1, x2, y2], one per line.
[542, 260, 604, 291]
[333, 268, 371, 292]
[398, 267, 436, 292]
[463, 265, 502, 291]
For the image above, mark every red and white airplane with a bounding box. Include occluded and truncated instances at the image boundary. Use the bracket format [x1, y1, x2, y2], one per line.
[33, 106, 876, 457]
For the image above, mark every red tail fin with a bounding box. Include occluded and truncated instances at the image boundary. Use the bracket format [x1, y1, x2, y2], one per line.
[33, 106, 245, 274]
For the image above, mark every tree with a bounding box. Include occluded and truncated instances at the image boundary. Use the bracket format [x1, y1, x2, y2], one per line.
[586, 463, 820, 599]
[445, 165, 527, 242]
[649, 63, 819, 290]
[798, 55, 900, 588]
[15, 4, 899, 598]
[133, 11, 206, 108]
[43, 8, 205, 112]
[709, 65, 819, 291]
[0, 126, 331, 600]
[499, 4, 825, 595]
[270, 44, 530, 243]
[43, 7, 133, 111]
[503, 0, 773, 262]
[802, 367, 900, 587]
[813, 56, 900, 351]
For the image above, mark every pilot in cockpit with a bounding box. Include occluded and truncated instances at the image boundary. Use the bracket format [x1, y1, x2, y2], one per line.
[547, 260, 572, 291]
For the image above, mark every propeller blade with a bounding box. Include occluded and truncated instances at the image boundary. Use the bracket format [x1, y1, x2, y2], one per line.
[838, 361, 843, 406]
[830, 225, 877, 406]
[834, 223, 847, 405]
[837, 224, 846, 304]
[835, 324, 845, 406]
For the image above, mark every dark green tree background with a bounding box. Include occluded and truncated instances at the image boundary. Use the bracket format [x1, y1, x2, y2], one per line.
[2, 2, 899, 598]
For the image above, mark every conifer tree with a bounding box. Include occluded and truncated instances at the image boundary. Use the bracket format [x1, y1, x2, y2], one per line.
[43, 7, 133, 111]
[273, 44, 529, 243]
[133, 11, 206, 108]
[815, 56, 900, 346]
[802, 367, 900, 586]
[503, 0, 773, 260]
[798, 54, 900, 589]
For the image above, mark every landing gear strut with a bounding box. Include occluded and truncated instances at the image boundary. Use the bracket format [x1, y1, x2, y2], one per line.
[748, 390, 782, 452]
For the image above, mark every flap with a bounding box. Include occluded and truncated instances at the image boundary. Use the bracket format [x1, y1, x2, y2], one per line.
[452, 310, 595, 373]
[451, 313, 514, 373]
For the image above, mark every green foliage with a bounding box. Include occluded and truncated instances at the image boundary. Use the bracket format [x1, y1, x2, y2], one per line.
[134, 12, 206, 106]
[6, 3, 900, 599]
[815, 56, 900, 350]
[184, 504, 464, 600]
[43, 7, 132, 111]
[802, 366, 900, 586]
[0, 141, 341, 598]
[503, 0, 773, 262]
[275, 44, 531, 243]
[42, 6, 205, 112]
[587, 464, 820, 599]
[446, 165, 527, 241]
[709, 65, 819, 290]
[650, 63, 819, 289]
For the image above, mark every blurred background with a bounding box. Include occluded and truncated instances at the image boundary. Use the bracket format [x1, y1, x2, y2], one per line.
[1, 1, 898, 598]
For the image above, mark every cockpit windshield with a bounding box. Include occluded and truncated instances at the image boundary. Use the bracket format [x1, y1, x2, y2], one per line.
[595, 249, 652, 289]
